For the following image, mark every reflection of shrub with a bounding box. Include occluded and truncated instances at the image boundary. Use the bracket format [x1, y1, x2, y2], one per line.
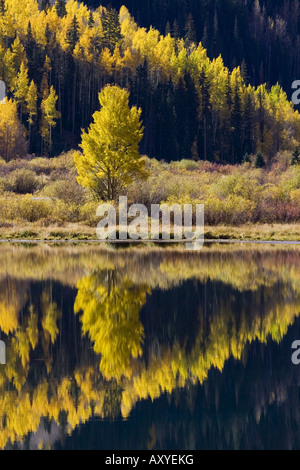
[6, 169, 39, 194]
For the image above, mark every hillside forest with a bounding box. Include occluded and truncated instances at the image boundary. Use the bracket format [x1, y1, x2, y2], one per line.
[0, 0, 300, 165]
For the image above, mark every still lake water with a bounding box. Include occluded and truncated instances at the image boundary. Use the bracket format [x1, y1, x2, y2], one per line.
[1, 242, 300, 450]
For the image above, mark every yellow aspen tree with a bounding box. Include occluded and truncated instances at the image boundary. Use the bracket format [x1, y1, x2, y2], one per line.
[74, 85, 148, 200]
[26, 79, 37, 146]
[0, 44, 5, 80]
[27, 80, 37, 124]
[99, 47, 114, 76]
[40, 55, 51, 99]
[40, 85, 60, 155]
[0, 6, 15, 47]
[11, 37, 27, 71]
[14, 61, 29, 119]
[0, 98, 27, 161]
[3, 48, 16, 91]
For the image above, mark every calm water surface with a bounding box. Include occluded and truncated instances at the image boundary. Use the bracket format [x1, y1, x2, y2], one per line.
[1, 243, 300, 450]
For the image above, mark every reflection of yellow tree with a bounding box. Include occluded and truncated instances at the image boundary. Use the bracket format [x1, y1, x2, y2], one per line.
[2, 247, 300, 447]
[0, 278, 27, 334]
[0, 287, 298, 449]
[121, 297, 300, 418]
[41, 288, 61, 344]
[74, 271, 150, 381]
[40, 287, 61, 373]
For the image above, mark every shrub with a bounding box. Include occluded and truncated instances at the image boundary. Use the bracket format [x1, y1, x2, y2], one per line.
[204, 195, 256, 225]
[79, 201, 102, 226]
[27, 157, 54, 175]
[290, 189, 300, 206]
[278, 166, 300, 201]
[0, 195, 54, 222]
[255, 201, 300, 223]
[18, 196, 54, 222]
[42, 177, 86, 205]
[6, 169, 39, 194]
[170, 160, 200, 171]
[52, 200, 80, 223]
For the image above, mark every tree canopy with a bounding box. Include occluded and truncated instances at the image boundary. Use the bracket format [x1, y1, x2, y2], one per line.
[0, 0, 299, 164]
[74, 84, 147, 200]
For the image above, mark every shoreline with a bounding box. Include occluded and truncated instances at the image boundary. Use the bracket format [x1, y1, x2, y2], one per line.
[1, 239, 300, 246]
[0, 222, 299, 243]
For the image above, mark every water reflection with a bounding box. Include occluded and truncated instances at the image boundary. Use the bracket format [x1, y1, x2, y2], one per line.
[0, 244, 300, 449]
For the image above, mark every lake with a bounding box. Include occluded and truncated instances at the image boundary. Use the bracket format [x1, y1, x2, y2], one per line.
[0, 242, 300, 450]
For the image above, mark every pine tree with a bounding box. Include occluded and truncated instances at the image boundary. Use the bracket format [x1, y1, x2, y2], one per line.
[243, 92, 254, 155]
[25, 21, 34, 53]
[0, 0, 6, 15]
[172, 20, 180, 40]
[201, 22, 208, 49]
[45, 23, 52, 44]
[231, 83, 242, 163]
[24, 21, 41, 76]
[242, 152, 251, 164]
[55, 0, 67, 19]
[88, 11, 94, 28]
[184, 13, 197, 48]
[291, 147, 300, 165]
[212, 8, 221, 57]
[198, 69, 211, 161]
[240, 59, 248, 84]
[255, 152, 265, 168]
[165, 21, 171, 36]
[102, 7, 122, 51]
[40, 0, 50, 12]
[66, 16, 80, 52]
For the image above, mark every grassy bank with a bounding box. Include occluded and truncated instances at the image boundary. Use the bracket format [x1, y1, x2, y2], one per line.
[2, 152, 300, 240]
[0, 222, 299, 242]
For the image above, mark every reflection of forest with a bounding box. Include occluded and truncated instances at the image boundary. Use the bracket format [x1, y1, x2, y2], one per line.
[0, 244, 300, 449]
